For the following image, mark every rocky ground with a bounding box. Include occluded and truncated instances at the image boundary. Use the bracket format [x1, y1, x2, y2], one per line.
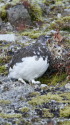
[0, 0, 70, 125]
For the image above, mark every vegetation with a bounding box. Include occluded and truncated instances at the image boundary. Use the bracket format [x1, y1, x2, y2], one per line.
[60, 106, 70, 118]
[42, 108, 53, 118]
[0, 65, 8, 75]
[0, 113, 22, 119]
[50, 16, 70, 31]
[19, 107, 30, 113]
[28, 93, 63, 106]
[38, 73, 67, 85]
[57, 121, 70, 125]
[0, 100, 11, 105]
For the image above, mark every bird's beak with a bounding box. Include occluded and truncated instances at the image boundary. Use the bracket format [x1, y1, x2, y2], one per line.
[45, 36, 51, 39]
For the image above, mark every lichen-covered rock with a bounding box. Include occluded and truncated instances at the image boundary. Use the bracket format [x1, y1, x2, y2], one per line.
[7, 4, 32, 30]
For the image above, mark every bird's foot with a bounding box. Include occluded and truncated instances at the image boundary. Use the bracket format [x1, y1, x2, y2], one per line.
[18, 78, 26, 84]
[31, 79, 41, 84]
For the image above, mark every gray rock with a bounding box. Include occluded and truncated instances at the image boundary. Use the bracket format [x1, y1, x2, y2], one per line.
[7, 4, 32, 29]
[0, 18, 2, 27]
[63, 9, 70, 16]
[65, 83, 70, 89]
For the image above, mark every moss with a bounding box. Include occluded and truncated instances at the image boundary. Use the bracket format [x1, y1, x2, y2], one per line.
[10, 0, 20, 5]
[50, 73, 67, 85]
[0, 56, 11, 65]
[29, 95, 48, 106]
[19, 96, 25, 101]
[28, 93, 62, 106]
[55, 1, 63, 5]
[21, 29, 47, 39]
[38, 73, 67, 85]
[23, 121, 32, 125]
[0, 5, 7, 21]
[57, 121, 70, 125]
[0, 100, 11, 105]
[60, 92, 70, 100]
[29, 0, 43, 21]
[0, 113, 22, 119]
[50, 16, 70, 31]
[43, 0, 55, 5]
[42, 108, 54, 118]
[15, 118, 26, 125]
[2, 123, 11, 125]
[0, 0, 3, 2]
[47, 93, 62, 100]
[16, 118, 32, 125]
[0, 65, 8, 75]
[60, 105, 70, 118]
[19, 107, 30, 113]
[28, 92, 40, 97]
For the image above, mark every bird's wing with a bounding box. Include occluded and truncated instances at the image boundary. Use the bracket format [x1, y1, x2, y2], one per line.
[9, 45, 35, 68]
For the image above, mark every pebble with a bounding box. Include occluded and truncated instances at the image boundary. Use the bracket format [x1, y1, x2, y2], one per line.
[65, 83, 70, 89]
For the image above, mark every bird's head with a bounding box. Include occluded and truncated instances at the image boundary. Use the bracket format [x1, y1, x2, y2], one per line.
[36, 35, 51, 45]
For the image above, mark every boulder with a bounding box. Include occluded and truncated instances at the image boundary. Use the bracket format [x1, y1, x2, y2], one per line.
[7, 4, 32, 30]
[0, 18, 2, 27]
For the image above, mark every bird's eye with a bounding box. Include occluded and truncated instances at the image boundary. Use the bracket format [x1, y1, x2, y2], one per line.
[58, 50, 60, 52]
[54, 46, 56, 48]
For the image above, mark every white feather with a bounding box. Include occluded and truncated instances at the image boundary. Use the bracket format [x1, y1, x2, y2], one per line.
[8, 56, 49, 82]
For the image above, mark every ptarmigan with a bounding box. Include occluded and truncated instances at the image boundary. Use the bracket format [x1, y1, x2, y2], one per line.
[8, 35, 51, 84]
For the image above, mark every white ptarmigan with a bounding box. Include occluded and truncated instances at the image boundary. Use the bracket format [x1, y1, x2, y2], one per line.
[8, 35, 51, 84]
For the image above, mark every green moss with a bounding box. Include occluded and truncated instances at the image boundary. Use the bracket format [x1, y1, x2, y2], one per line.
[0, 113, 22, 119]
[43, 0, 55, 5]
[29, 95, 48, 106]
[60, 92, 70, 100]
[57, 121, 70, 125]
[42, 108, 54, 118]
[0, 0, 3, 2]
[29, 1, 43, 21]
[0, 100, 11, 105]
[60, 106, 70, 118]
[0, 5, 7, 21]
[50, 16, 70, 31]
[10, 0, 20, 5]
[19, 107, 30, 113]
[28, 93, 62, 106]
[28, 92, 40, 97]
[2, 123, 11, 125]
[51, 73, 67, 85]
[21, 29, 46, 39]
[0, 56, 11, 65]
[38, 73, 67, 85]
[19, 96, 25, 101]
[16, 118, 32, 125]
[0, 65, 8, 75]
[1, 10, 7, 20]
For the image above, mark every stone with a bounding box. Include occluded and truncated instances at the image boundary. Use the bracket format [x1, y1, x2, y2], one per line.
[65, 83, 70, 89]
[7, 4, 32, 30]
[0, 18, 2, 27]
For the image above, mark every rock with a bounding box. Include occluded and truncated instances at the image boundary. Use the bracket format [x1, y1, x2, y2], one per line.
[0, 34, 16, 42]
[7, 4, 32, 30]
[65, 83, 70, 89]
[0, 18, 2, 27]
[62, 8, 70, 16]
[0, 106, 2, 112]
[47, 120, 55, 125]
[0, 22, 13, 32]
[40, 84, 48, 88]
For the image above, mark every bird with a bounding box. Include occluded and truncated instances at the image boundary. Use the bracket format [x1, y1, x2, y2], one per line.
[8, 35, 51, 84]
